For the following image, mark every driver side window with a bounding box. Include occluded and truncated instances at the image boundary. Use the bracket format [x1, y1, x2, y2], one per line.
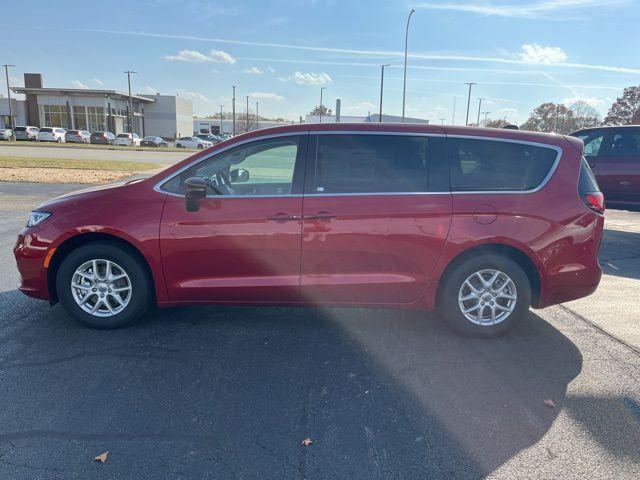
[161, 136, 301, 196]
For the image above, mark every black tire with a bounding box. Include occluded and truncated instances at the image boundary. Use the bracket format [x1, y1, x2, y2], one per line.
[439, 254, 531, 337]
[197, 143, 204, 149]
[56, 242, 151, 329]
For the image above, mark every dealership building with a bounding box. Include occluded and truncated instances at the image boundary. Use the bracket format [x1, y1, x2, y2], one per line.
[1, 73, 193, 139]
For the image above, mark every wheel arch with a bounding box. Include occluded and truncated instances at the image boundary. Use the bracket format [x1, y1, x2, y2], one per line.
[435, 243, 541, 309]
[47, 232, 159, 305]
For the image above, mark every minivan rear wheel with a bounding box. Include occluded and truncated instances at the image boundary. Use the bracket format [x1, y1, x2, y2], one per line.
[56, 242, 151, 329]
[439, 254, 531, 337]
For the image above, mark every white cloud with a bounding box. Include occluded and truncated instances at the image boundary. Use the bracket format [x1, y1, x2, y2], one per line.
[346, 101, 377, 113]
[413, 1, 627, 19]
[93, 78, 104, 86]
[562, 96, 604, 107]
[292, 71, 332, 86]
[165, 49, 212, 63]
[243, 67, 263, 75]
[177, 89, 209, 102]
[519, 44, 567, 64]
[267, 65, 276, 73]
[210, 49, 236, 64]
[141, 86, 160, 95]
[71, 80, 89, 89]
[248, 92, 285, 101]
[499, 108, 518, 115]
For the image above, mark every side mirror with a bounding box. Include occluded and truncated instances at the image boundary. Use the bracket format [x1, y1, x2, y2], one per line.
[230, 168, 250, 183]
[184, 177, 207, 212]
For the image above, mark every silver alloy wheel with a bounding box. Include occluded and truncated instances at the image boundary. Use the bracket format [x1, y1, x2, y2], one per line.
[458, 269, 517, 326]
[70, 259, 132, 317]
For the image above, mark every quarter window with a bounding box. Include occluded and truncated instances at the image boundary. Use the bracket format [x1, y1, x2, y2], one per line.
[449, 138, 558, 192]
[313, 134, 433, 194]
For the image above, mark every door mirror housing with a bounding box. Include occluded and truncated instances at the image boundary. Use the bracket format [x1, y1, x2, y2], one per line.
[230, 168, 250, 183]
[184, 177, 207, 212]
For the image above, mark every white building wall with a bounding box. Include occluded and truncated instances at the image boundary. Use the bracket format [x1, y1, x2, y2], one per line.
[193, 118, 294, 136]
[0, 98, 27, 128]
[143, 95, 193, 139]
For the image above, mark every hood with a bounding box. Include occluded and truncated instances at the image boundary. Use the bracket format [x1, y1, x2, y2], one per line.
[35, 178, 146, 211]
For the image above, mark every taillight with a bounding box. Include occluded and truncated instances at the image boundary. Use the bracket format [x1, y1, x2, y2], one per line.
[582, 191, 605, 214]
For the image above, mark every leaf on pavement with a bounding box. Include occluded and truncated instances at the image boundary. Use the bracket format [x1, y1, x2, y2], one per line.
[301, 438, 313, 446]
[544, 399, 556, 409]
[94, 451, 109, 463]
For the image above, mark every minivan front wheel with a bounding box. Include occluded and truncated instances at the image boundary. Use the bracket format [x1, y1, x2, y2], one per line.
[440, 254, 531, 337]
[56, 242, 151, 329]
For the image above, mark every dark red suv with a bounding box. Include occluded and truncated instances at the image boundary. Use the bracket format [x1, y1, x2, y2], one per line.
[571, 126, 640, 205]
[14, 124, 604, 336]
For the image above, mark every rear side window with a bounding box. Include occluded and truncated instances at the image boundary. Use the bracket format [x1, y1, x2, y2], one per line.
[312, 134, 440, 194]
[449, 138, 558, 192]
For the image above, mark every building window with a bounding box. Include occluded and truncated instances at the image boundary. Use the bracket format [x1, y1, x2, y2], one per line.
[87, 106, 106, 132]
[39, 104, 69, 128]
[73, 106, 88, 130]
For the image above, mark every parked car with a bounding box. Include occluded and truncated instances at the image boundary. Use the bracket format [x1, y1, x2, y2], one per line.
[90, 131, 116, 145]
[13, 124, 604, 336]
[14, 126, 39, 141]
[0, 128, 12, 140]
[65, 130, 91, 143]
[570, 126, 640, 205]
[141, 136, 168, 147]
[37, 127, 67, 142]
[175, 136, 213, 149]
[114, 133, 141, 146]
[196, 134, 222, 144]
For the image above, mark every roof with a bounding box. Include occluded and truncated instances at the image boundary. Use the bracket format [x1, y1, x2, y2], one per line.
[10, 87, 155, 103]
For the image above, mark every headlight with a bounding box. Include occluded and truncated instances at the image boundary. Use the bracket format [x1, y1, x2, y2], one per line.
[27, 211, 51, 227]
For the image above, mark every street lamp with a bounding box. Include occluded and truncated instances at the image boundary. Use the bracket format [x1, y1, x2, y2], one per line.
[2, 64, 15, 140]
[402, 8, 415, 122]
[246, 95, 250, 132]
[319, 87, 326, 124]
[482, 111, 490, 127]
[379, 64, 390, 122]
[439, 118, 445, 125]
[219, 104, 223, 135]
[476, 97, 484, 126]
[232, 85, 236, 136]
[256, 101, 259, 129]
[464, 82, 476, 126]
[124, 70, 137, 133]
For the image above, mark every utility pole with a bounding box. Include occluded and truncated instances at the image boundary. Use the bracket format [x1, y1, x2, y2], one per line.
[219, 105, 223, 135]
[319, 87, 326, 123]
[402, 9, 415, 122]
[482, 111, 490, 127]
[232, 85, 236, 136]
[256, 102, 259, 129]
[124, 70, 137, 133]
[464, 82, 476, 126]
[379, 64, 390, 122]
[476, 97, 483, 126]
[2, 64, 15, 140]
[245, 95, 249, 132]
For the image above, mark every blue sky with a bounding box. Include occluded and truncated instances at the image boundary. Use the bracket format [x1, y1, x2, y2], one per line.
[2, 0, 639, 124]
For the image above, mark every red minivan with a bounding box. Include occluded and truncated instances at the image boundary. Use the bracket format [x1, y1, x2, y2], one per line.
[14, 124, 604, 336]
[571, 126, 640, 205]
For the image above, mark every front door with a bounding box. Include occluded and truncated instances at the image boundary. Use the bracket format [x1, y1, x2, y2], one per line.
[299, 132, 452, 305]
[159, 135, 307, 303]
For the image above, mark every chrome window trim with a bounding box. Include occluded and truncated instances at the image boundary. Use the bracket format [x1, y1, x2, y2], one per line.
[153, 130, 563, 198]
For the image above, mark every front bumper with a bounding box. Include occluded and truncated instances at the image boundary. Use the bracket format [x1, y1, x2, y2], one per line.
[13, 228, 56, 301]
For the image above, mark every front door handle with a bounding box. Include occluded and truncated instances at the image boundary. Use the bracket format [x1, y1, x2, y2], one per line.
[303, 211, 337, 221]
[267, 213, 299, 223]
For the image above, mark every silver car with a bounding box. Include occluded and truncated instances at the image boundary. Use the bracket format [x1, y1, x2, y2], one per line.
[65, 130, 91, 143]
[14, 126, 39, 141]
[0, 128, 12, 140]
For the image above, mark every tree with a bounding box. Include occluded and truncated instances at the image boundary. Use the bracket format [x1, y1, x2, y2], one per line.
[604, 85, 640, 125]
[485, 119, 509, 128]
[570, 101, 602, 129]
[309, 105, 332, 116]
[521, 102, 577, 134]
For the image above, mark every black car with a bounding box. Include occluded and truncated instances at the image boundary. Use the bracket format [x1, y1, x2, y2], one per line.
[90, 131, 116, 145]
[141, 136, 168, 147]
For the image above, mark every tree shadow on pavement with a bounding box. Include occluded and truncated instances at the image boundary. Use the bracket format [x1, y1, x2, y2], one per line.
[0, 290, 585, 479]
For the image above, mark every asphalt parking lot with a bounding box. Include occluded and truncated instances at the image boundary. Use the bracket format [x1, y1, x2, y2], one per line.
[0, 182, 639, 479]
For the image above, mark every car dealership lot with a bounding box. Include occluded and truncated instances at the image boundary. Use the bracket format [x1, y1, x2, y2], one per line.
[0, 182, 639, 478]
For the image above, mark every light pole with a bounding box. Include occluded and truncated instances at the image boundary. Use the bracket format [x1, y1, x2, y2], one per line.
[439, 118, 445, 125]
[319, 87, 326, 123]
[219, 105, 223, 135]
[2, 64, 15, 140]
[464, 82, 476, 126]
[256, 101, 259, 129]
[379, 64, 390, 122]
[232, 85, 236, 136]
[402, 8, 415, 122]
[246, 95, 250, 132]
[476, 97, 483, 126]
[482, 111, 490, 127]
[124, 70, 137, 133]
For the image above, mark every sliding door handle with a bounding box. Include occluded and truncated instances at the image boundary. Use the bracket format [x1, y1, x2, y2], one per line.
[267, 213, 299, 223]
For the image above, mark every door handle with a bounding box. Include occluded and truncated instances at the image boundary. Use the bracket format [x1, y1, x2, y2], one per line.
[267, 213, 299, 223]
[303, 211, 337, 221]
